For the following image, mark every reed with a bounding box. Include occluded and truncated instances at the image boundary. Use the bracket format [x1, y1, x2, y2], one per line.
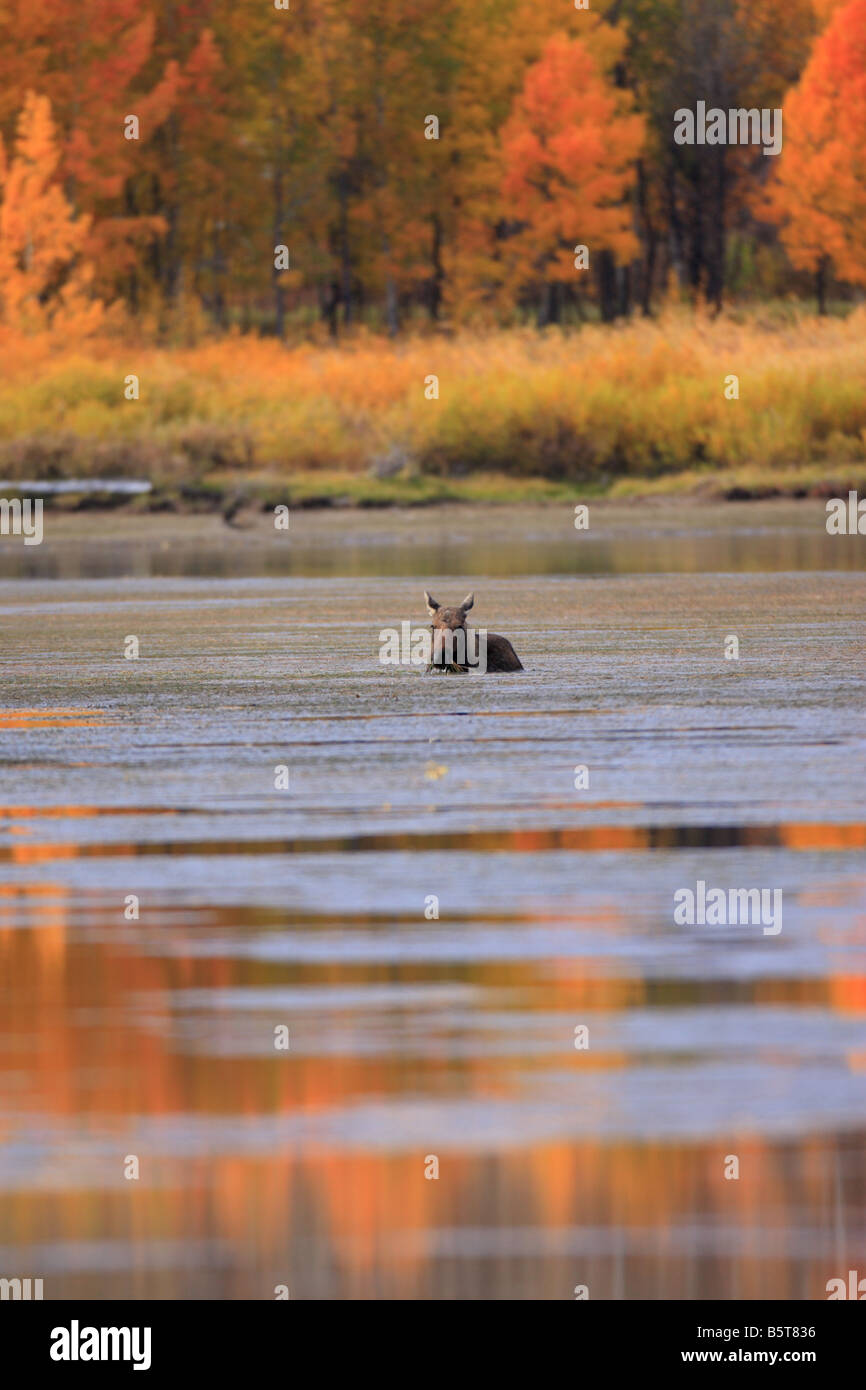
[0, 309, 863, 494]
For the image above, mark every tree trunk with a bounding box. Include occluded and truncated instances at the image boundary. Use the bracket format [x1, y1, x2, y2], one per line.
[817, 257, 829, 316]
[706, 149, 727, 312]
[618, 264, 631, 318]
[428, 212, 444, 321]
[537, 280, 562, 327]
[338, 168, 353, 328]
[597, 251, 618, 323]
[272, 165, 286, 340]
[159, 115, 182, 317]
[666, 165, 686, 290]
[320, 282, 340, 338]
[382, 231, 399, 337]
[636, 158, 656, 315]
[687, 171, 703, 294]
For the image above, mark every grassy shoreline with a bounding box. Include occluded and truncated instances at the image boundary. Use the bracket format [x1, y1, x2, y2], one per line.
[2, 310, 865, 512]
[4, 461, 866, 514]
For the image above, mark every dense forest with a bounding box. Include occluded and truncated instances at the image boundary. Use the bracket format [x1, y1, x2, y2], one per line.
[0, 0, 863, 340]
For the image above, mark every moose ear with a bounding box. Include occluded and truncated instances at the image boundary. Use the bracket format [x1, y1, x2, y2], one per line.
[460, 592, 474, 613]
[424, 590, 440, 615]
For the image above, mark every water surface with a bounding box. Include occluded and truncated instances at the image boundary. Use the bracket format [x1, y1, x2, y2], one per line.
[1, 501, 864, 1298]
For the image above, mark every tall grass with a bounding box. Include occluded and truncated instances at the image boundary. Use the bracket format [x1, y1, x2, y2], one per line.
[0, 309, 864, 490]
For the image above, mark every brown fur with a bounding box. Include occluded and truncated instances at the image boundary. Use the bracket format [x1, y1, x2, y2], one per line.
[424, 591, 524, 673]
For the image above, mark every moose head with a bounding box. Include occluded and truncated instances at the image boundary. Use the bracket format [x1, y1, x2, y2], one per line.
[424, 591, 474, 632]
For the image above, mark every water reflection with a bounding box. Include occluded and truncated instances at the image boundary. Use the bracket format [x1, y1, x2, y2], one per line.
[1, 893, 864, 1298]
[1, 500, 865, 580]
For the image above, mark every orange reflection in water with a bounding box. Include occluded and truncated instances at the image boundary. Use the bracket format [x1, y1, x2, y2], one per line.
[0, 884, 864, 1299]
[2, 819, 866, 864]
[0, 708, 112, 730]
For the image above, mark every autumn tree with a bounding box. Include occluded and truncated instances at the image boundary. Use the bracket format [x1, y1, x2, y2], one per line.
[500, 29, 644, 324]
[329, 0, 469, 335]
[768, 0, 866, 310]
[441, 0, 628, 324]
[0, 92, 106, 336]
[613, 0, 815, 310]
[0, 3, 181, 306]
[0, 0, 847, 330]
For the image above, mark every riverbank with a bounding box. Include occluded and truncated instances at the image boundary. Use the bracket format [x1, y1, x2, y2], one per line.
[1, 310, 865, 512]
[4, 460, 866, 515]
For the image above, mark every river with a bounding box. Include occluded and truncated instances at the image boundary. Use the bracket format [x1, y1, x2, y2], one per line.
[1, 499, 864, 1298]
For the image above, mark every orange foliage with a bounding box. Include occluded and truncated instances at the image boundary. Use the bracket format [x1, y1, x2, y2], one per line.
[769, 0, 866, 285]
[0, 0, 856, 329]
[500, 29, 644, 290]
[0, 93, 109, 336]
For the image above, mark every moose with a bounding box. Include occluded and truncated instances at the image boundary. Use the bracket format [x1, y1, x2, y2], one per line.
[424, 591, 524, 673]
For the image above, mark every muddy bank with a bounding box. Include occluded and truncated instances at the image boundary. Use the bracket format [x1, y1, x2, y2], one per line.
[3, 464, 866, 516]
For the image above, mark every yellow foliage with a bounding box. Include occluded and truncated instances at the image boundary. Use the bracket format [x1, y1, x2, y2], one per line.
[0, 92, 110, 338]
[0, 310, 864, 481]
